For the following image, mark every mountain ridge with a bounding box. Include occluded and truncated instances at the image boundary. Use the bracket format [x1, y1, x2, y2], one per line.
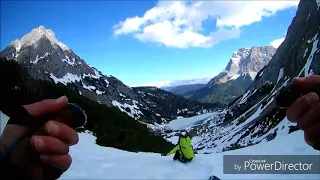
[0, 26, 218, 124]
[190, 46, 277, 105]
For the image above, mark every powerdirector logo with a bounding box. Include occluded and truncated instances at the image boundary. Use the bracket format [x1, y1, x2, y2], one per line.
[223, 155, 320, 174]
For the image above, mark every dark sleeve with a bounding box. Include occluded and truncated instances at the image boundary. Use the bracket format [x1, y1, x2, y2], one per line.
[0, 151, 32, 180]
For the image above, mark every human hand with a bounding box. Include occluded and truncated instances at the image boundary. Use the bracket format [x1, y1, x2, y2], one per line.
[0, 96, 79, 179]
[286, 76, 320, 150]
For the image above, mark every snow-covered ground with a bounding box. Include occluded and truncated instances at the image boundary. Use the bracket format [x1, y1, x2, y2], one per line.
[166, 112, 219, 130]
[61, 131, 319, 180]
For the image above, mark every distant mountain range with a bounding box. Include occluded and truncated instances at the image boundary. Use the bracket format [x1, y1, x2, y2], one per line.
[159, 77, 211, 91]
[164, 46, 277, 106]
[0, 26, 218, 124]
[167, 84, 207, 98]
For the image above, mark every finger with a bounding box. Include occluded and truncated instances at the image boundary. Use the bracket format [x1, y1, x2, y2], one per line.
[40, 154, 72, 172]
[304, 129, 320, 149]
[286, 92, 319, 122]
[293, 75, 320, 89]
[297, 105, 320, 131]
[304, 131, 314, 149]
[31, 135, 69, 154]
[305, 122, 320, 137]
[44, 121, 79, 145]
[23, 96, 68, 117]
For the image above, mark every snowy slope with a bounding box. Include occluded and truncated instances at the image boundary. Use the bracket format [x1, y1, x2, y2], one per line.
[61, 131, 319, 180]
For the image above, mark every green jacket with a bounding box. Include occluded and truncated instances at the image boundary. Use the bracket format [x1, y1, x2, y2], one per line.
[165, 136, 194, 159]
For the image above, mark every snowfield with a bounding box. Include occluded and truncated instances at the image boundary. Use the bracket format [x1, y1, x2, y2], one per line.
[166, 112, 219, 130]
[61, 131, 319, 180]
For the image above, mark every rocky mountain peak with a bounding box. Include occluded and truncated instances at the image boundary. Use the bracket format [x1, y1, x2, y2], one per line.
[10, 25, 69, 52]
[192, 45, 276, 105]
[225, 46, 276, 79]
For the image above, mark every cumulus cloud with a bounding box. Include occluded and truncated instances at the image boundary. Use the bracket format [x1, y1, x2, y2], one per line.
[270, 37, 285, 48]
[114, 1, 299, 48]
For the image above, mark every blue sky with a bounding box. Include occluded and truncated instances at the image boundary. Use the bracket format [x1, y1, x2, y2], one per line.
[1, 1, 299, 86]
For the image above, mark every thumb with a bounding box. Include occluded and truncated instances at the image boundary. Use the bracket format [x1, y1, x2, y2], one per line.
[23, 96, 68, 117]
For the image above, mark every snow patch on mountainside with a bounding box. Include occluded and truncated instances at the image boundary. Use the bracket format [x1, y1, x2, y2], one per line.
[30, 52, 51, 64]
[248, 71, 257, 80]
[304, 33, 319, 77]
[82, 69, 102, 80]
[304, 48, 309, 58]
[61, 55, 75, 66]
[277, 68, 284, 83]
[104, 79, 110, 87]
[57, 41, 70, 51]
[230, 74, 240, 80]
[239, 89, 257, 105]
[50, 73, 81, 85]
[112, 100, 143, 119]
[96, 90, 105, 95]
[82, 82, 96, 91]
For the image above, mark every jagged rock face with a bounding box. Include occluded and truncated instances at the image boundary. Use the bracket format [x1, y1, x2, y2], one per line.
[190, 46, 276, 105]
[209, 46, 276, 86]
[191, 0, 320, 153]
[0, 26, 216, 124]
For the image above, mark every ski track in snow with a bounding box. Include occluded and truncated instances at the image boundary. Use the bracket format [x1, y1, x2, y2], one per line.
[61, 131, 319, 180]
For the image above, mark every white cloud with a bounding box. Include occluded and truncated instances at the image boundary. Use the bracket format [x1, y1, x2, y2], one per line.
[270, 37, 285, 48]
[113, 1, 299, 48]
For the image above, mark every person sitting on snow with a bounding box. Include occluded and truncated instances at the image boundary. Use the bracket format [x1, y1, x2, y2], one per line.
[162, 131, 195, 163]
